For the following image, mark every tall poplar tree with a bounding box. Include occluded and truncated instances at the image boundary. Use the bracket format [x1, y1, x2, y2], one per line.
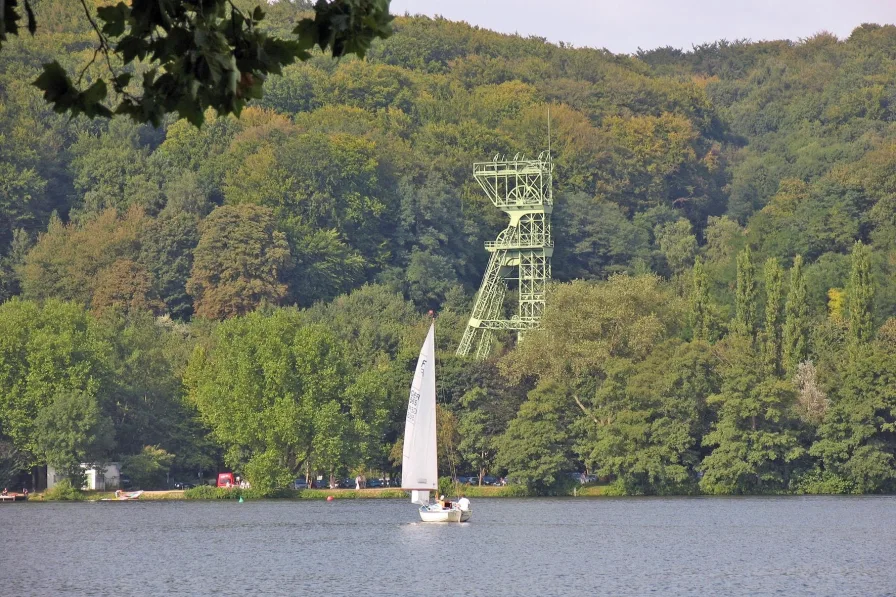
[700, 335, 804, 495]
[763, 258, 784, 375]
[847, 241, 874, 349]
[811, 345, 896, 493]
[691, 257, 711, 342]
[811, 242, 893, 493]
[782, 255, 810, 375]
[732, 246, 758, 338]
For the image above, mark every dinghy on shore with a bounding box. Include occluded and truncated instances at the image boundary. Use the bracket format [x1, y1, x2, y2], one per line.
[100, 490, 144, 501]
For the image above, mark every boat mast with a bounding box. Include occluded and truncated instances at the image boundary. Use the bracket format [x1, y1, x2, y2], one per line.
[430, 311, 438, 494]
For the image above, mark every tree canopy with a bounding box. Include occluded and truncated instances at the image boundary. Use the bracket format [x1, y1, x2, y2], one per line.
[2, 8, 896, 495]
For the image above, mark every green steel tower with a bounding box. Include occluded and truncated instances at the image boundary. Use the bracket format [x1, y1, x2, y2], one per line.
[457, 152, 553, 358]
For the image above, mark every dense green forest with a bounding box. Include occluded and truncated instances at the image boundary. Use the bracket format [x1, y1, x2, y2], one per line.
[1, 1, 895, 495]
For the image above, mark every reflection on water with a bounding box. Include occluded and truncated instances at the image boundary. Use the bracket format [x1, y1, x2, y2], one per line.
[1, 496, 895, 596]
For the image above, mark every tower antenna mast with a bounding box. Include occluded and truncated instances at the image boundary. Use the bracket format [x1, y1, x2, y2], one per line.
[547, 105, 551, 159]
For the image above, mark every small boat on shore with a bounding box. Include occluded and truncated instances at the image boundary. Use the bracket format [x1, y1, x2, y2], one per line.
[0, 493, 28, 502]
[100, 490, 144, 501]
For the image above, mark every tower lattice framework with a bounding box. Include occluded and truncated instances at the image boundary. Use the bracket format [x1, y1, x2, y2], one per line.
[457, 152, 553, 359]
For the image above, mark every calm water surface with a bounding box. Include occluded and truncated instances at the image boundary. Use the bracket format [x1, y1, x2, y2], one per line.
[1, 496, 894, 596]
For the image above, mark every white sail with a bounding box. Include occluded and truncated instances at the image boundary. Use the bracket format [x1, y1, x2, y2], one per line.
[401, 322, 438, 500]
[410, 490, 430, 507]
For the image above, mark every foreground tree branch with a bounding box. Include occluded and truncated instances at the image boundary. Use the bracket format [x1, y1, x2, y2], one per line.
[4, 0, 392, 126]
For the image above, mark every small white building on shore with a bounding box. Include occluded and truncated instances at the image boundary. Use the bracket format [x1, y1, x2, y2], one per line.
[47, 463, 121, 490]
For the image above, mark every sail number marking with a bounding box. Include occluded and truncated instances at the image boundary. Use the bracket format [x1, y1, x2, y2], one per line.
[405, 358, 427, 425]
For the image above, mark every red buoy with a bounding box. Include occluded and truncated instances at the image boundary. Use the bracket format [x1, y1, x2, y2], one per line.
[326, 495, 334, 501]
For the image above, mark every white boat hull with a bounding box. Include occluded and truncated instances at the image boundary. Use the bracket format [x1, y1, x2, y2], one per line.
[100, 490, 144, 501]
[419, 506, 472, 523]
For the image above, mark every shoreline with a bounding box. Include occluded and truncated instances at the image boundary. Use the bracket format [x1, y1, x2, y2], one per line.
[17, 485, 894, 502]
[23, 484, 611, 502]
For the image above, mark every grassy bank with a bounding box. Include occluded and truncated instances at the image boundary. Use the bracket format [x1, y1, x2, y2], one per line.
[181, 485, 409, 500]
[27, 484, 612, 501]
[27, 489, 187, 501]
[575, 485, 611, 497]
[181, 486, 527, 500]
[177, 484, 609, 499]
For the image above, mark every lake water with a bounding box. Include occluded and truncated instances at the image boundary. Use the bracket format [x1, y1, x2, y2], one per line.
[1, 496, 894, 596]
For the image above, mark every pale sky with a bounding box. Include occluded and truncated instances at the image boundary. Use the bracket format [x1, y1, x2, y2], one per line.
[389, 0, 896, 54]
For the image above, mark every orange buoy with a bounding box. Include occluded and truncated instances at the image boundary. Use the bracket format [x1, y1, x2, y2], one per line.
[326, 495, 334, 501]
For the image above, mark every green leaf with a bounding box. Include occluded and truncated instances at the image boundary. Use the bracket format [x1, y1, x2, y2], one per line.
[117, 36, 149, 63]
[81, 79, 108, 106]
[78, 80, 112, 118]
[97, 3, 130, 38]
[113, 73, 132, 91]
[33, 61, 75, 105]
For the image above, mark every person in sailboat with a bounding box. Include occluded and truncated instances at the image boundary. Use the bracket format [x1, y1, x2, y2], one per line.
[457, 495, 471, 512]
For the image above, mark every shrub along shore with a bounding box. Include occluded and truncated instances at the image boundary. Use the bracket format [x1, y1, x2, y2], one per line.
[180, 482, 609, 499]
[27, 484, 611, 501]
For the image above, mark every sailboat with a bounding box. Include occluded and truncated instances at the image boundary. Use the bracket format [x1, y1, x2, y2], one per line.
[401, 321, 471, 523]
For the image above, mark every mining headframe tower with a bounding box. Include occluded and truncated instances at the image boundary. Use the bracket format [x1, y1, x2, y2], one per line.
[456, 152, 553, 359]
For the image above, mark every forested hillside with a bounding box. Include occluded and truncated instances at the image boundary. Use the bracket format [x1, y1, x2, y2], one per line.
[1, 2, 895, 494]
